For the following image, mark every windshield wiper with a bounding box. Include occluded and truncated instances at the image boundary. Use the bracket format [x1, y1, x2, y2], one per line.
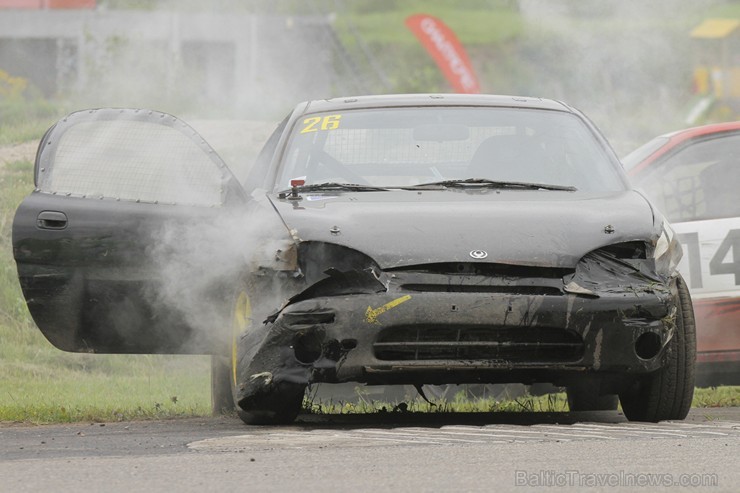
[278, 182, 390, 195]
[409, 178, 577, 192]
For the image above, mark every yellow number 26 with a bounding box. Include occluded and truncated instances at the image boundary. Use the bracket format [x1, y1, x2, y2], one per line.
[300, 114, 342, 134]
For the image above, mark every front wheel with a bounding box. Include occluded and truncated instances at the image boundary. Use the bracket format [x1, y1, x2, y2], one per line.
[210, 284, 248, 416]
[619, 275, 696, 422]
[211, 355, 235, 415]
[228, 289, 305, 425]
[212, 346, 305, 424]
[236, 381, 306, 425]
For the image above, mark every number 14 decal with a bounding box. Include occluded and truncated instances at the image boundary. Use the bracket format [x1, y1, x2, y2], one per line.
[678, 229, 740, 289]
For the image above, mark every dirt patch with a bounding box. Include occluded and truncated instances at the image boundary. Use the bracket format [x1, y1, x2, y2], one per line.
[0, 142, 37, 169]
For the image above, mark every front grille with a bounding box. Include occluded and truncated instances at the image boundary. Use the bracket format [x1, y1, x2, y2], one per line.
[373, 326, 584, 363]
[399, 284, 562, 295]
[387, 263, 569, 296]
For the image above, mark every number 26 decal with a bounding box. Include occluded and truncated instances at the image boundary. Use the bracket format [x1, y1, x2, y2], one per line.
[301, 114, 342, 134]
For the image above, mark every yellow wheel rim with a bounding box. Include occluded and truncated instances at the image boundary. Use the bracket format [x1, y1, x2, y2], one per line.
[232, 291, 251, 386]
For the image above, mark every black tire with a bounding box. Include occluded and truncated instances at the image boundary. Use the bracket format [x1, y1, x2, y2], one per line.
[210, 281, 244, 416]
[211, 355, 235, 415]
[230, 287, 305, 425]
[619, 275, 696, 422]
[214, 349, 305, 424]
[566, 385, 619, 411]
[236, 382, 306, 425]
[212, 283, 306, 425]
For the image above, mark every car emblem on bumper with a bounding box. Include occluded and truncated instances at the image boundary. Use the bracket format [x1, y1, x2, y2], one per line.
[469, 250, 488, 259]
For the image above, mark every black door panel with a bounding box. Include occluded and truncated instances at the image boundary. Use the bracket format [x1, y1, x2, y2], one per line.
[13, 109, 246, 355]
[14, 194, 222, 268]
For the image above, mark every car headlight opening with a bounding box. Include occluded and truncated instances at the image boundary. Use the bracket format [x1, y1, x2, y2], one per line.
[653, 222, 682, 277]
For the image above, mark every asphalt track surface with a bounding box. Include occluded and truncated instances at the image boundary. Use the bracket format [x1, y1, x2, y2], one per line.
[2, 407, 739, 492]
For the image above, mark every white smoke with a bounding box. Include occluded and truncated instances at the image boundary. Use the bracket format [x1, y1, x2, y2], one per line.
[63, 7, 334, 119]
[144, 200, 293, 353]
[516, 0, 720, 153]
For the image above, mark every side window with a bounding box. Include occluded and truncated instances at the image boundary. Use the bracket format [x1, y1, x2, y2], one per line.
[243, 115, 289, 194]
[635, 134, 740, 222]
[38, 110, 234, 207]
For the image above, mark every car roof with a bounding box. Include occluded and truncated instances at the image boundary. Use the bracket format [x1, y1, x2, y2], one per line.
[628, 120, 740, 175]
[298, 94, 572, 115]
[661, 120, 740, 140]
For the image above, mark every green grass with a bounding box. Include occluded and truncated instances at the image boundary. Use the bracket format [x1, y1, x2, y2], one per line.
[304, 388, 570, 415]
[340, 6, 524, 46]
[0, 296, 211, 425]
[0, 120, 54, 146]
[305, 386, 740, 416]
[693, 386, 740, 408]
[0, 95, 61, 146]
[0, 356, 210, 423]
[0, 159, 34, 327]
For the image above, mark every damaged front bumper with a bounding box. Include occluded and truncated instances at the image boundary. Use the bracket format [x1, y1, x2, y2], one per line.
[234, 265, 678, 406]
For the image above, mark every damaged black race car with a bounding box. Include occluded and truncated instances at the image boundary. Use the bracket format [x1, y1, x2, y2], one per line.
[12, 94, 695, 424]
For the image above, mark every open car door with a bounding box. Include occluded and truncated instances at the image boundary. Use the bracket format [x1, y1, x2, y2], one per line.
[12, 109, 248, 354]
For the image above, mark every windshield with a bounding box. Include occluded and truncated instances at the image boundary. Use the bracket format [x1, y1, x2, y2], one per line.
[276, 107, 626, 192]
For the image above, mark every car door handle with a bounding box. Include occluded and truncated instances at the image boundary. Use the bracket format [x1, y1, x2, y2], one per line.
[37, 211, 68, 230]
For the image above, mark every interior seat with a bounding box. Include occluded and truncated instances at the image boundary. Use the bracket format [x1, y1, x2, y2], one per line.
[467, 133, 550, 182]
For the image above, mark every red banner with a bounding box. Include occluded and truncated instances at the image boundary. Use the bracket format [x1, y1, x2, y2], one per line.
[405, 14, 480, 94]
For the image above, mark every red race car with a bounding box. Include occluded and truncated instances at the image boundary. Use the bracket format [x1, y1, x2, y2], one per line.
[623, 121, 740, 386]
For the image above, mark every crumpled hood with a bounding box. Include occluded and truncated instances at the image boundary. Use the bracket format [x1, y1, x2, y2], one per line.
[268, 190, 656, 269]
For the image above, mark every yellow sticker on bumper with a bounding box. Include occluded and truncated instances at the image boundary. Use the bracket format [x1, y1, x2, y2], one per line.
[365, 295, 412, 324]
